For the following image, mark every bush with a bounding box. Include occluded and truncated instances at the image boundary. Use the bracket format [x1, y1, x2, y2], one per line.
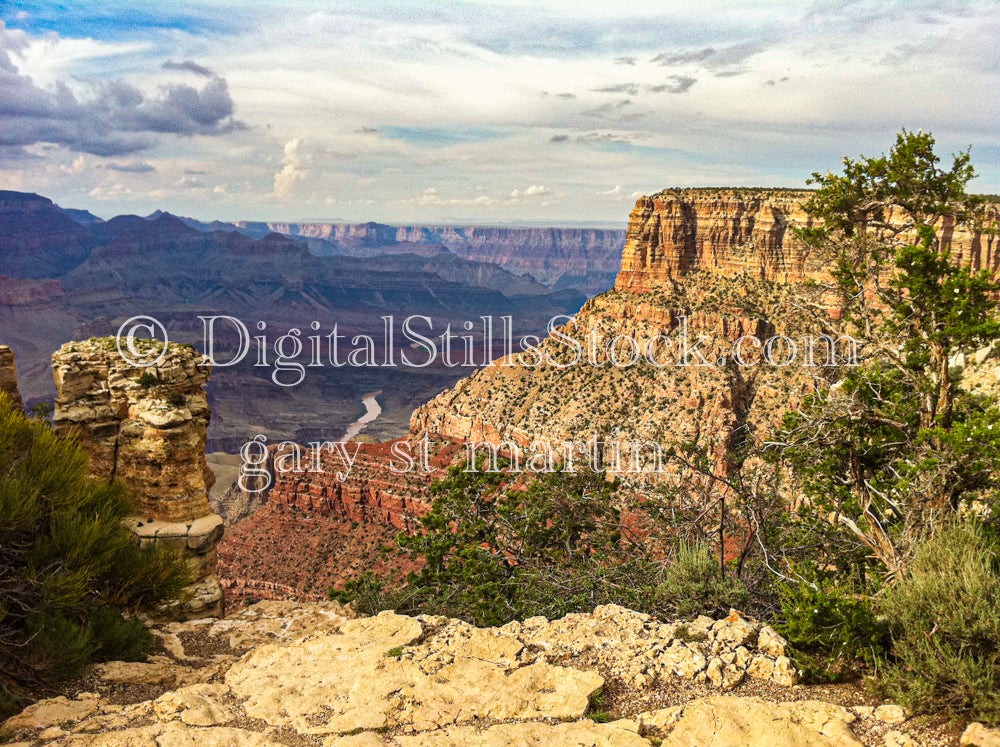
[333, 463, 685, 627]
[331, 462, 776, 627]
[0, 394, 190, 716]
[654, 540, 750, 619]
[877, 521, 1000, 720]
[777, 576, 890, 681]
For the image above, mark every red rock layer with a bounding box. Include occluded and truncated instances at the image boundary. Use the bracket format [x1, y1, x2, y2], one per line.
[265, 438, 466, 530]
[217, 502, 421, 612]
[616, 190, 1000, 292]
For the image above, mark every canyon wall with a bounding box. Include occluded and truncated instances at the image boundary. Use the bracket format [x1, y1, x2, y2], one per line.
[411, 189, 1000, 476]
[0, 345, 23, 410]
[235, 220, 626, 290]
[51, 338, 224, 618]
[215, 438, 467, 605]
[616, 189, 1000, 292]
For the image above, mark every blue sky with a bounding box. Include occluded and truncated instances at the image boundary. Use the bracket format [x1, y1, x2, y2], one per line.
[1, 0, 998, 224]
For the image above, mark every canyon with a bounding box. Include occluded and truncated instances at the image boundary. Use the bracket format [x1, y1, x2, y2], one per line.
[217, 188, 1000, 602]
[4, 190, 1000, 746]
[4, 187, 999, 622]
[0, 191, 601, 451]
[235, 220, 626, 296]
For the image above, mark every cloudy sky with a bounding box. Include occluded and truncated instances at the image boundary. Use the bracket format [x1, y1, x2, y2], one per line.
[1, 0, 998, 224]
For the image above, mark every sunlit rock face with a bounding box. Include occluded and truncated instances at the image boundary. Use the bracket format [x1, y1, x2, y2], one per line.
[411, 190, 1000, 482]
[51, 338, 224, 618]
[0, 345, 24, 411]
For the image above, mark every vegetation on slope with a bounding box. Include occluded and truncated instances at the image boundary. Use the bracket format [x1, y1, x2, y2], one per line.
[0, 396, 190, 717]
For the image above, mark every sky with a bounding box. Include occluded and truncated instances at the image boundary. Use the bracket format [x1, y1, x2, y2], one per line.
[1, 0, 998, 225]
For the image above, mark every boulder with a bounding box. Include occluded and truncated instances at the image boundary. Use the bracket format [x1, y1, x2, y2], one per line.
[651, 695, 863, 747]
[961, 722, 1000, 747]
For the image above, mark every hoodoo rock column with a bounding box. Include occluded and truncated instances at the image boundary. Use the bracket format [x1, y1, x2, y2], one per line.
[0, 345, 24, 410]
[51, 338, 224, 618]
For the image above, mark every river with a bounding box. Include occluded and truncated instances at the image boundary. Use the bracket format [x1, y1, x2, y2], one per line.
[338, 390, 383, 442]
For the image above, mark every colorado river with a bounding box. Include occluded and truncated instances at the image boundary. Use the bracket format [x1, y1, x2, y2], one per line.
[338, 390, 383, 442]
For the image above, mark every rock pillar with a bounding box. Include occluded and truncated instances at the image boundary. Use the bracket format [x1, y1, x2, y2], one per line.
[0, 345, 24, 410]
[51, 338, 224, 618]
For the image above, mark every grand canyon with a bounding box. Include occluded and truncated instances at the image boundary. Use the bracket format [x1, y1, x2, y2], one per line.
[3, 2, 1000, 745]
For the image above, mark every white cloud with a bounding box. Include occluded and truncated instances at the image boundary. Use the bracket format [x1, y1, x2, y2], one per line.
[60, 155, 86, 175]
[510, 185, 552, 198]
[1, 3, 997, 222]
[271, 138, 306, 200]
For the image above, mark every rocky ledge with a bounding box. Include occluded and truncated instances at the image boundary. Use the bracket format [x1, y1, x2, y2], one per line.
[3, 602, 984, 747]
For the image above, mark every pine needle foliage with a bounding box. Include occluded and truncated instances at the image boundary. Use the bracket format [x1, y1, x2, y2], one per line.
[0, 394, 189, 715]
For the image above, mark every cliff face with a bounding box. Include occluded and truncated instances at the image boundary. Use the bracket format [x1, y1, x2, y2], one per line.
[411, 190, 1000, 473]
[616, 191, 816, 291]
[235, 220, 626, 292]
[616, 189, 1000, 292]
[265, 440, 438, 531]
[0, 345, 24, 411]
[409, 191, 969, 477]
[216, 438, 467, 602]
[51, 339, 224, 617]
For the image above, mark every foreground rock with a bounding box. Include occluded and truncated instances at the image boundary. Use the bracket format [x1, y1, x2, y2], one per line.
[2, 602, 949, 747]
[51, 338, 224, 618]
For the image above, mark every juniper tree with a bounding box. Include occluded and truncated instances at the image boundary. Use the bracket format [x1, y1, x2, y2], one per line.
[778, 131, 1000, 578]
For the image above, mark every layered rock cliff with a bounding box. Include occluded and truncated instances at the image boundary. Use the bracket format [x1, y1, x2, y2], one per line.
[0, 345, 24, 411]
[51, 338, 224, 617]
[410, 190, 1000, 479]
[216, 438, 467, 604]
[616, 189, 999, 292]
[235, 220, 626, 293]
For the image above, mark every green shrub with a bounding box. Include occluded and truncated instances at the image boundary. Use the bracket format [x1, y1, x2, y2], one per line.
[333, 464, 681, 627]
[167, 393, 186, 408]
[779, 578, 889, 663]
[777, 576, 890, 682]
[877, 521, 1000, 721]
[0, 394, 190, 716]
[328, 571, 411, 617]
[654, 540, 750, 619]
[136, 372, 157, 388]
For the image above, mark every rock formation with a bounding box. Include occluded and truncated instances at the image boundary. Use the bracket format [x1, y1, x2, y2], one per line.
[0, 345, 24, 411]
[235, 220, 627, 293]
[2, 602, 962, 746]
[410, 190, 1000, 480]
[616, 189, 998, 291]
[51, 338, 224, 618]
[215, 438, 468, 607]
[265, 439, 446, 530]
